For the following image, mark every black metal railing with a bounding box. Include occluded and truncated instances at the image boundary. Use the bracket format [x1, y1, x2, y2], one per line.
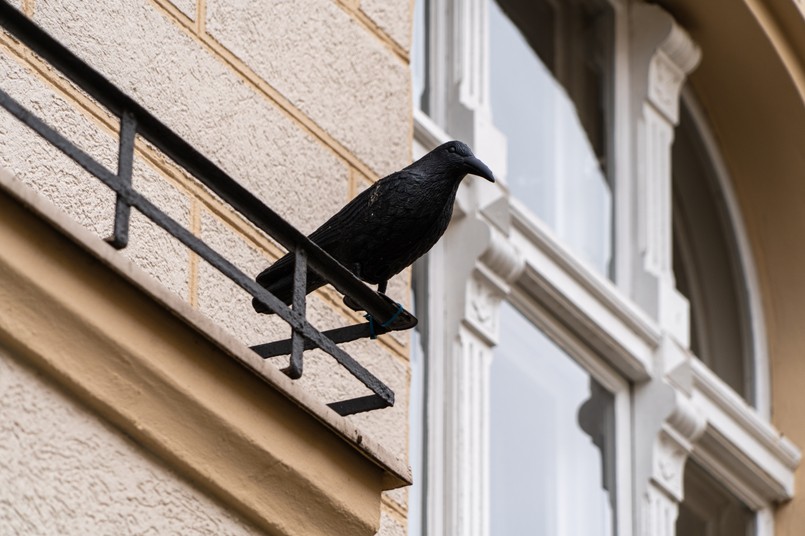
[0, 1, 416, 416]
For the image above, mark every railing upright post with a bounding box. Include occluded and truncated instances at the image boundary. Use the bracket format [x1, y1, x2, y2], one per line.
[107, 111, 136, 249]
[284, 247, 308, 379]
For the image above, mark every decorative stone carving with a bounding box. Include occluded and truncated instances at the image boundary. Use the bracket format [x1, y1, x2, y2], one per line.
[648, 26, 701, 123]
[660, 390, 706, 490]
[467, 274, 500, 340]
[629, 4, 699, 339]
[634, 344, 706, 536]
[479, 229, 525, 285]
[641, 484, 679, 536]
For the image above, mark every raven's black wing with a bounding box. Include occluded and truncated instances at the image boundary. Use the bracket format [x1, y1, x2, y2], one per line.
[252, 171, 408, 312]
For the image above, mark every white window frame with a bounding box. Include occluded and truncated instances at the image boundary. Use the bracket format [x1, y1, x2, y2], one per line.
[409, 1, 800, 536]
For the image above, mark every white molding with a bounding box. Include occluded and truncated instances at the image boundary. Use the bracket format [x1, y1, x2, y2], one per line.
[628, 3, 700, 343]
[690, 359, 800, 507]
[419, 210, 512, 536]
[413, 108, 452, 149]
[510, 200, 658, 382]
[654, 395, 708, 501]
[641, 483, 678, 536]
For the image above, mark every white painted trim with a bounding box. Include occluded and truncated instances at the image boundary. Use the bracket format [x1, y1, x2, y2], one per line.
[414, 108, 451, 149]
[509, 199, 658, 381]
[690, 358, 800, 507]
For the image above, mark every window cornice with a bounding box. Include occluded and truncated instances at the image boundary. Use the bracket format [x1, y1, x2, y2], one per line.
[690, 358, 800, 507]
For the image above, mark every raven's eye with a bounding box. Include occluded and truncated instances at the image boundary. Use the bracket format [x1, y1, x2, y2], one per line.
[448, 146, 457, 153]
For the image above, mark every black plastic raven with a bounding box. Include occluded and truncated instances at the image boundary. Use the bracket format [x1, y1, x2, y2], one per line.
[252, 140, 495, 313]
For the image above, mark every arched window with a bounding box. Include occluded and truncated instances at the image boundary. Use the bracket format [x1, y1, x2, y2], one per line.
[409, 2, 794, 536]
[672, 94, 765, 407]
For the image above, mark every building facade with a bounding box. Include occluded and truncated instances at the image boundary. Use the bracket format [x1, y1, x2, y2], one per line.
[409, 1, 805, 536]
[2, 1, 805, 536]
[0, 0, 413, 534]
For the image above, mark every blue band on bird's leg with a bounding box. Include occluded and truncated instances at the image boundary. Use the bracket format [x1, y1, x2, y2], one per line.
[364, 302, 402, 340]
[365, 313, 377, 339]
[380, 302, 404, 328]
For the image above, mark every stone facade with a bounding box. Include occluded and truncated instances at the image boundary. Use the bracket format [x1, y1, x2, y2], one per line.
[0, 0, 413, 533]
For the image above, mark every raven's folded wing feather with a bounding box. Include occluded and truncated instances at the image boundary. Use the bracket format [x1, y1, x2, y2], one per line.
[252, 171, 408, 313]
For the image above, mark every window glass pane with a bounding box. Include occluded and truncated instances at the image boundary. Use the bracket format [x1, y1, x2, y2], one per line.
[672, 101, 752, 402]
[408, 271, 426, 536]
[488, 0, 613, 275]
[677, 461, 754, 536]
[491, 302, 615, 535]
[412, 0, 429, 113]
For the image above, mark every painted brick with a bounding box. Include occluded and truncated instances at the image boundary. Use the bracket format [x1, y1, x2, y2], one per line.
[196, 208, 282, 347]
[361, 0, 413, 52]
[0, 41, 117, 237]
[342, 337, 409, 462]
[33, 0, 349, 235]
[127, 154, 192, 299]
[4, 1, 414, 527]
[169, 0, 196, 20]
[0, 47, 192, 299]
[300, 296, 410, 462]
[206, 0, 410, 176]
[383, 486, 408, 515]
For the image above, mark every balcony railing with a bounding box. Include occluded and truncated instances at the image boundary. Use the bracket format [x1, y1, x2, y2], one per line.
[0, 0, 416, 416]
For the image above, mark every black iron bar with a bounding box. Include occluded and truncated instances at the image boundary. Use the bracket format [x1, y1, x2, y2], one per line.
[0, 0, 412, 416]
[298, 321, 394, 405]
[0, 1, 404, 326]
[0, 83, 395, 412]
[0, 85, 298, 326]
[328, 395, 389, 415]
[107, 110, 136, 249]
[251, 324, 382, 358]
[284, 247, 307, 379]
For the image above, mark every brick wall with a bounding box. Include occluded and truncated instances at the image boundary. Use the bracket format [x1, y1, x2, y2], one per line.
[0, 0, 413, 533]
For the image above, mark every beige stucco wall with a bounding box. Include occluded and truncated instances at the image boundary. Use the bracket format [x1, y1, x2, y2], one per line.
[0, 0, 413, 533]
[0, 345, 261, 535]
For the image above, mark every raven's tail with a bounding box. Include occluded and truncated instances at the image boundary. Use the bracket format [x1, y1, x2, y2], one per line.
[252, 254, 326, 314]
[252, 253, 293, 313]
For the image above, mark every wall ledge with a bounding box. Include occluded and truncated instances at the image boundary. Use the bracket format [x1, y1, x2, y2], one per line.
[0, 168, 411, 535]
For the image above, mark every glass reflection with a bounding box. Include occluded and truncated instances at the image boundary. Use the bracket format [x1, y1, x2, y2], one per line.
[491, 302, 615, 535]
[408, 270, 426, 536]
[412, 0, 429, 113]
[488, 0, 613, 275]
[677, 461, 754, 536]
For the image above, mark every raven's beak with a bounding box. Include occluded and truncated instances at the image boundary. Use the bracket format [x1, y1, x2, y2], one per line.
[465, 155, 495, 183]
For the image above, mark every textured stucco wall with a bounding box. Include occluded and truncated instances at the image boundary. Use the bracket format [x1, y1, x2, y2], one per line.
[0, 345, 261, 535]
[0, 0, 412, 533]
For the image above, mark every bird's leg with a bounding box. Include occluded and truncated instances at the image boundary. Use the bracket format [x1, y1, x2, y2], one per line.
[377, 280, 388, 295]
